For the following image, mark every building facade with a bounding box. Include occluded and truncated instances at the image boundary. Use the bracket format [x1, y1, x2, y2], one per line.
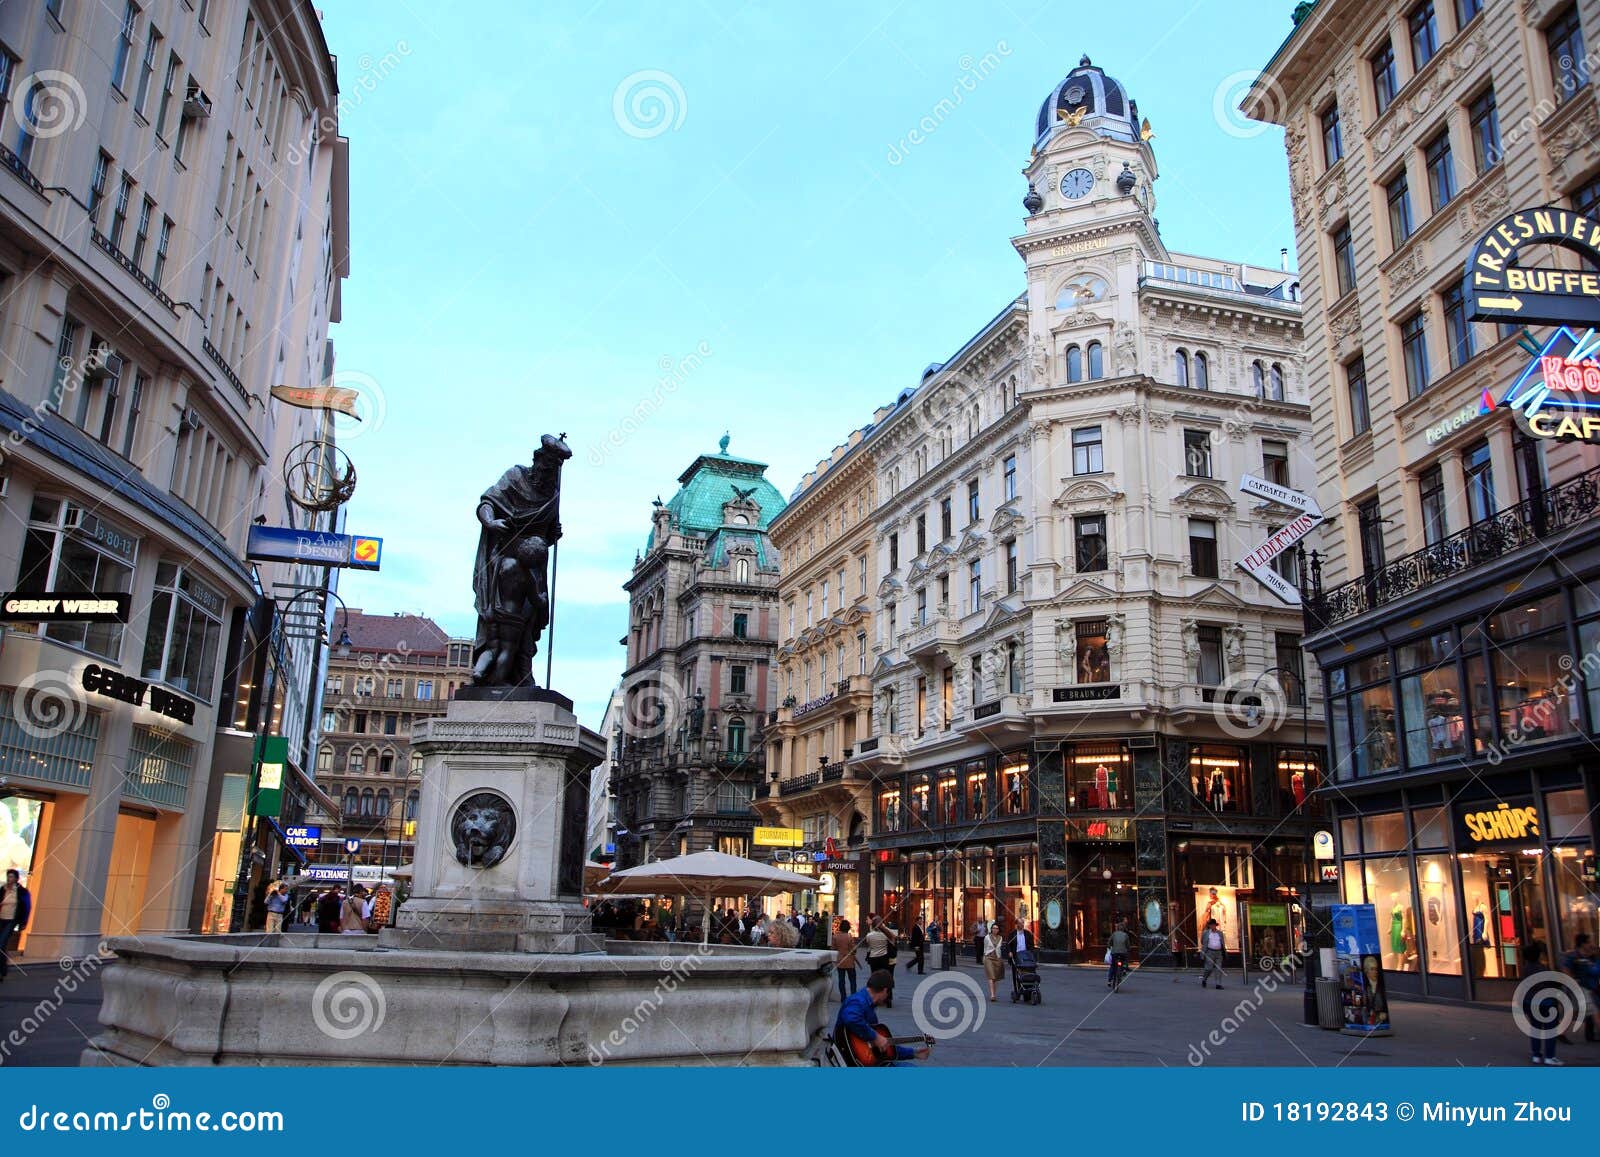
[845, 57, 1325, 965]
[1248, 0, 1600, 1002]
[613, 437, 785, 876]
[755, 419, 887, 928]
[0, 0, 347, 956]
[310, 613, 472, 886]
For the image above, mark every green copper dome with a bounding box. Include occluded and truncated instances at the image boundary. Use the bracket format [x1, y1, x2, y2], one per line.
[646, 435, 787, 550]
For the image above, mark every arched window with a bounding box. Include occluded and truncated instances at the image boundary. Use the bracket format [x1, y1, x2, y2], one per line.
[1087, 341, 1104, 380]
[348, 750, 365, 774]
[376, 789, 391, 817]
[1007, 641, 1023, 693]
[735, 557, 750, 583]
[410, 751, 423, 776]
[343, 788, 359, 816]
[1269, 362, 1286, 400]
[1174, 349, 1190, 387]
[1065, 345, 1083, 382]
[317, 746, 333, 772]
[379, 751, 394, 775]
[727, 717, 747, 754]
[405, 790, 420, 820]
[360, 789, 375, 816]
[1251, 360, 1265, 397]
[1194, 351, 1209, 390]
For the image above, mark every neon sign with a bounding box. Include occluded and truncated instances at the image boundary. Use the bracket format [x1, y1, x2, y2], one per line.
[1500, 327, 1600, 439]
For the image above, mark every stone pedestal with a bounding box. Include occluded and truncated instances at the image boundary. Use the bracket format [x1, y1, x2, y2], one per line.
[381, 689, 605, 954]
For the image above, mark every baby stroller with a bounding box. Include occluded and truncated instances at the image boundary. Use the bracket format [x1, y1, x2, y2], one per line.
[1010, 949, 1042, 1005]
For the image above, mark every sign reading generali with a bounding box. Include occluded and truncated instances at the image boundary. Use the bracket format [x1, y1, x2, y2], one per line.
[1454, 798, 1541, 849]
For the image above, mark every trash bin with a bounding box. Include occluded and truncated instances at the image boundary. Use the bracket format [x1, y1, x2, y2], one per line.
[928, 943, 944, 970]
[1315, 977, 1343, 1030]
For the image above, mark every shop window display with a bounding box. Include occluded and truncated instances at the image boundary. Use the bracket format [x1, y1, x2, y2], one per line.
[1362, 811, 1407, 853]
[1188, 745, 1247, 813]
[1460, 850, 1548, 981]
[1412, 805, 1448, 848]
[965, 762, 987, 819]
[1552, 845, 1598, 954]
[937, 772, 959, 826]
[1361, 857, 1420, 972]
[910, 778, 931, 825]
[1341, 862, 1365, 905]
[1068, 741, 1131, 809]
[1415, 854, 1462, 976]
[1486, 600, 1578, 744]
[1397, 631, 1466, 766]
[999, 753, 1029, 814]
[1075, 619, 1110, 683]
[878, 789, 901, 832]
[1275, 749, 1320, 812]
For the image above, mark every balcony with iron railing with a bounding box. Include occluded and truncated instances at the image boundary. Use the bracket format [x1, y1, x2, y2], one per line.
[0, 142, 44, 196]
[1303, 465, 1600, 632]
[91, 228, 178, 313]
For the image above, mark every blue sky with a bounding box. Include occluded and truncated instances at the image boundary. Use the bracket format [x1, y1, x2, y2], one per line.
[320, 0, 1302, 725]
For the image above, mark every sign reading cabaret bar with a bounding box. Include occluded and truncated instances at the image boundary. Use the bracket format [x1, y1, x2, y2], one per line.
[1466, 206, 1600, 326]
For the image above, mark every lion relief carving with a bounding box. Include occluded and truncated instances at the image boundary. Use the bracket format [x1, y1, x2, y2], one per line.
[451, 792, 516, 868]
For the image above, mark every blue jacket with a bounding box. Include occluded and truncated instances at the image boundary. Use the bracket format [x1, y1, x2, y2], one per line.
[1, 883, 31, 930]
[835, 988, 912, 1060]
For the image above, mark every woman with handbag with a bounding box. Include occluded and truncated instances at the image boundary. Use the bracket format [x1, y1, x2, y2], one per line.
[982, 923, 1006, 1001]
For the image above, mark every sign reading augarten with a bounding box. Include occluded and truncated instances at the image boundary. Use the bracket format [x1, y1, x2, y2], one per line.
[80, 663, 195, 725]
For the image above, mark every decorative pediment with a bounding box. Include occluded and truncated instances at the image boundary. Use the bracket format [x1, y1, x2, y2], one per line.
[1055, 576, 1120, 603]
[928, 543, 954, 563]
[982, 598, 1025, 629]
[871, 653, 898, 677]
[876, 576, 903, 598]
[956, 528, 986, 559]
[1182, 582, 1253, 613]
[905, 558, 931, 584]
[1053, 478, 1123, 511]
[989, 501, 1025, 536]
[1172, 482, 1234, 513]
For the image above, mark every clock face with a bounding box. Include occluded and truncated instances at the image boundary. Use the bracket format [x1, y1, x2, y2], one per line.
[1060, 168, 1094, 200]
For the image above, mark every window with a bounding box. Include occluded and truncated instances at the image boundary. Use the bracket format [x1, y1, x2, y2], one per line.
[133, 25, 161, 113]
[820, 580, 829, 618]
[915, 514, 926, 555]
[1068, 741, 1131, 810]
[1003, 454, 1017, 501]
[141, 562, 224, 699]
[1275, 633, 1306, 705]
[111, 2, 138, 91]
[1076, 620, 1110, 683]
[416, 679, 434, 701]
[317, 746, 333, 771]
[1468, 88, 1499, 173]
[1193, 351, 1209, 390]
[1424, 129, 1456, 212]
[1191, 744, 1247, 812]
[967, 478, 980, 523]
[888, 532, 899, 570]
[1332, 222, 1357, 297]
[1004, 539, 1018, 593]
[1087, 340, 1104, 379]
[1000, 754, 1029, 815]
[1189, 519, 1218, 578]
[119, 370, 145, 458]
[1357, 498, 1386, 574]
[726, 717, 747, 754]
[1195, 627, 1225, 686]
[1372, 41, 1398, 115]
[1269, 528, 1300, 584]
[1074, 514, 1107, 572]
[1251, 359, 1265, 397]
[969, 655, 983, 705]
[156, 50, 181, 137]
[88, 150, 111, 225]
[1463, 440, 1495, 522]
[916, 677, 928, 737]
[360, 789, 374, 817]
[1263, 440, 1290, 486]
[152, 216, 172, 285]
[1419, 464, 1448, 545]
[965, 763, 986, 818]
[1183, 429, 1212, 477]
[1066, 344, 1083, 382]
[1547, 4, 1589, 104]
[1174, 348, 1190, 388]
[385, 677, 403, 698]
[1401, 311, 1430, 397]
[1267, 363, 1285, 401]
[915, 587, 928, 625]
[1396, 632, 1467, 766]
[968, 560, 981, 610]
[858, 554, 867, 596]
[940, 497, 952, 540]
[343, 787, 359, 814]
[1321, 102, 1343, 166]
[131, 196, 153, 269]
[16, 497, 136, 659]
[48, 315, 80, 412]
[1072, 426, 1103, 474]
[1456, 0, 1482, 25]
[1408, 2, 1439, 70]
[732, 612, 748, 638]
[729, 664, 748, 695]
[1386, 170, 1414, 246]
[1347, 355, 1371, 435]
[109, 174, 134, 249]
[879, 789, 902, 832]
[1573, 172, 1600, 219]
[1442, 280, 1474, 368]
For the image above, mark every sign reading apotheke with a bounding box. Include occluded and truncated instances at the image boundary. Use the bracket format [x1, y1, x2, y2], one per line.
[1455, 798, 1541, 848]
[1466, 206, 1600, 326]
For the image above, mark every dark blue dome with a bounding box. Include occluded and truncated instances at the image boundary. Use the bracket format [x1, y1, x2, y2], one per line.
[1035, 55, 1140, 145]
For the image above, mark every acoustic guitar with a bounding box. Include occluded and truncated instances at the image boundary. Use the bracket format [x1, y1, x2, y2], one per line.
[846, 1023, 935, 1067]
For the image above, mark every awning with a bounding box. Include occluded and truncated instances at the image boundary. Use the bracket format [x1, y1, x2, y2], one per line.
[264, 817, 308, 866]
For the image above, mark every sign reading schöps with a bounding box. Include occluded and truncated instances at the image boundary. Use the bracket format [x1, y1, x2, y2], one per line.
[1454, 798, 1541, 848]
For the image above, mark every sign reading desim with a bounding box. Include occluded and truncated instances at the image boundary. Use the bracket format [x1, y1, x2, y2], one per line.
[1466, 206, 1600, 326]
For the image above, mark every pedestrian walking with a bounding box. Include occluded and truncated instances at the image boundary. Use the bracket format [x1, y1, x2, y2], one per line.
[264, 884, 289, 933]
[972, 916, 988, 966]
[0, 869, 32, 980]
[1523, 942, 1565, 1065]
[907, 919, 926, 974]
[1199, 918, 1225, 988]
[315, 887, 342, 934]
[860, 920, 894, 1008]
[982, 922, 1005, 1002]
[340, 886, 370, 934]
[1107, 919, 1132, 991]
[833, 918, 859, 1002]
[1560, 933, 1598, 1043]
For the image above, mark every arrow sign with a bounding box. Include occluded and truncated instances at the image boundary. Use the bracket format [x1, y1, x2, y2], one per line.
[1238, 474, 1322, 520]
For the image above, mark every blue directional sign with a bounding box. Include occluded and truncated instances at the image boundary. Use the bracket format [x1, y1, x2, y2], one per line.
[283, 825, 321, 848]
[813, 851, 827, 862]
[344, 838, 362, 855]
[246, 525, 383, 571]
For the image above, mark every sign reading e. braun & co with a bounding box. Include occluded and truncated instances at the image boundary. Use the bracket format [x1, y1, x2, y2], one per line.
[1466, 206, 1600, 326]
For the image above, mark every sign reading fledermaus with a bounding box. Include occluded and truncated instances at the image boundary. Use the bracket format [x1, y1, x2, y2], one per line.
[1466, 206, 1600, 326]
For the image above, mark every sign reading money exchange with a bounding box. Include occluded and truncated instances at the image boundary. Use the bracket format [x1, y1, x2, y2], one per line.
[1466, 206, 1600, 326]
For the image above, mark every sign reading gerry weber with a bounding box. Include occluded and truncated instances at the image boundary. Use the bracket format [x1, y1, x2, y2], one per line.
[1454, 798, 1540, 848]
[0, 591, 130, 622]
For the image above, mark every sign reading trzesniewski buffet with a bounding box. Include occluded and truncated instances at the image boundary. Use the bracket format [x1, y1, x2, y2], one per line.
[1466, 206, 1600, 326]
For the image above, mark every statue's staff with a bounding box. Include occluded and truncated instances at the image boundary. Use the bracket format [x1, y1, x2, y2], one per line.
[545, 432, 567, 688]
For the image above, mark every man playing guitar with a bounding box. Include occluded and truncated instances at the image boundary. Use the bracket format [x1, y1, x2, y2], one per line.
[835, 970, 932, 1066]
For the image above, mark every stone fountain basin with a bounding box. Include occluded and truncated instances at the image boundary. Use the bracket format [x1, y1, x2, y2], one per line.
[84, 935, 833, 1067]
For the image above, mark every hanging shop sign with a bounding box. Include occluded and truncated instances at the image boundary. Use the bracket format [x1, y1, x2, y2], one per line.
[1236, 476, 1324, 607]
[753, 826, 804, 847]
[1499, 326, 1600, 441]
[0, 592, 130, 622]
[247, 734, 289, 819]
[1454, 798, 1540, 848]
[1312, 830, 1335, 860]
[80, 663, 194, 725]
[282, 825, 321, 849]
[269, 384, 363, 417]
[246, 525, 383, 571]
[1466, 206, 1600, 326]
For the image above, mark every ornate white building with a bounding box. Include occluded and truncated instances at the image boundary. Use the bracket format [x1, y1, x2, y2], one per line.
[850, 57, 1327, 965]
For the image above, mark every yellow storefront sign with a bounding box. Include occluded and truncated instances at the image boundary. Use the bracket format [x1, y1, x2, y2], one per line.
[753, 826, 804, 847]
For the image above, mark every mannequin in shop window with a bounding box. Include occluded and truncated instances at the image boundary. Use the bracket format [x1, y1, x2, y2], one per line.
[1207, 767, 1227, 811]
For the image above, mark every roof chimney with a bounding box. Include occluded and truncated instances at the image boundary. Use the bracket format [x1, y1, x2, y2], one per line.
[1280, 247, 1289, 272]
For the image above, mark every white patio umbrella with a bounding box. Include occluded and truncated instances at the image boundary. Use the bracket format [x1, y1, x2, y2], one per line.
[598, 849, 821, 945]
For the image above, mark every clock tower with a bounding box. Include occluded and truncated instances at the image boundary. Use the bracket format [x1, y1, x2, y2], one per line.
[1015, 56, 1166, 386]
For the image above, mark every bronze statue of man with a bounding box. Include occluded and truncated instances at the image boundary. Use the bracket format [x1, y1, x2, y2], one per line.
[471, 434, 571, 686]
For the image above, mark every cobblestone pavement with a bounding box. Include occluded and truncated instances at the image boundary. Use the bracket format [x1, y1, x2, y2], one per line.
[837, 958, 1600, 1068]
